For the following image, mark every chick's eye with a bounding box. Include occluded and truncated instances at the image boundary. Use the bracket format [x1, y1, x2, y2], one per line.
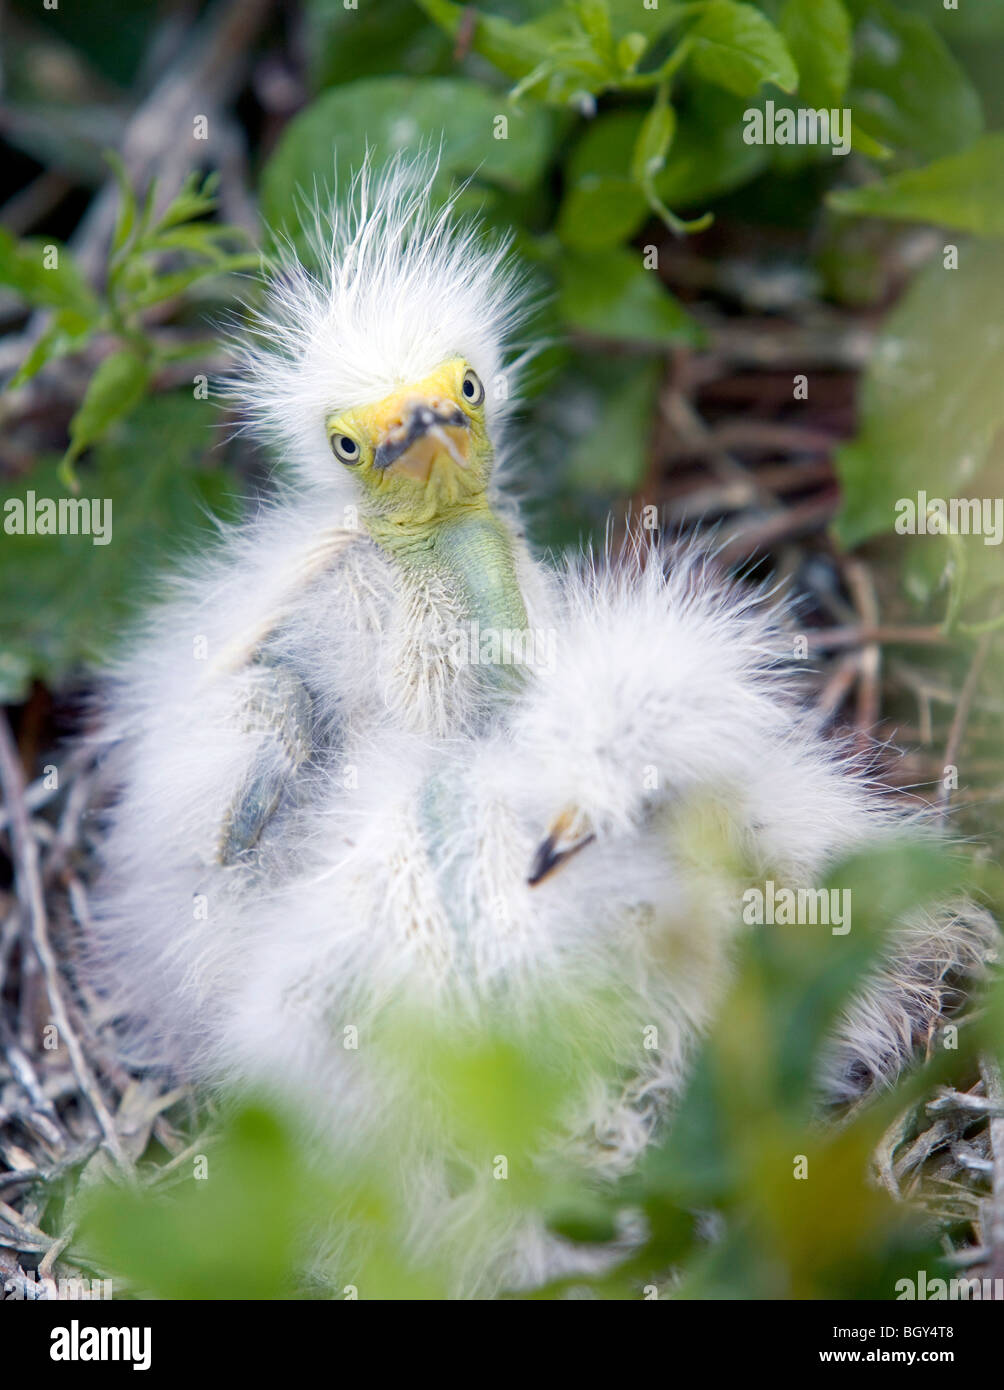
[461, 370, 485, 407]
[331, 434, 360, 465]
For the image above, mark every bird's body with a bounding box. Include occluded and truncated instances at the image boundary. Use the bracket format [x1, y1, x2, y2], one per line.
[89, 157, 996, 1294]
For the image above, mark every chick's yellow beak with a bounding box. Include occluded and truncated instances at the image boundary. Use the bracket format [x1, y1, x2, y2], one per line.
[368, 365, 471, 483]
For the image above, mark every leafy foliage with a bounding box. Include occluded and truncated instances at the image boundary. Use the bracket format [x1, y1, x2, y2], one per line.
[0, 396, 240, 702]
[829, 134, 1004, 237]
[72, 841, 994, 1299]
[2, 162, 255, 485]
[833, 241, 1004, 615]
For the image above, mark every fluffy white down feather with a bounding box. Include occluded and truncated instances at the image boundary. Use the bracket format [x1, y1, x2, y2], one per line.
[89, 533, 996, 1292]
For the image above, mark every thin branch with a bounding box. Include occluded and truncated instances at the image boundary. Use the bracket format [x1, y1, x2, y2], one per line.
[0, 711, 131, 1173]
[938, 631, 994, 820]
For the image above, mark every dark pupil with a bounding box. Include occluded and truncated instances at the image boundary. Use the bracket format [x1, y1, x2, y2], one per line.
[464, 378, 475, 397]
[340, 437, 356, 454]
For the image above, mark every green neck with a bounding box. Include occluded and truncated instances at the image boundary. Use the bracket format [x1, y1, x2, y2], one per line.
[365, 496, 529, 677]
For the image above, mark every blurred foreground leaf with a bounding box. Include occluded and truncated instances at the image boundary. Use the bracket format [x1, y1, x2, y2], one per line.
[830, 135, 1004, 238]
[846, 0, 982, 160]
[780, 0, 852, 108]
[687, 1, 798, 98]
[833, 241, 1004, 587]
[0, 396, 239, 701]
[556, 245, 702, 346]
[260, 76, 554, 248]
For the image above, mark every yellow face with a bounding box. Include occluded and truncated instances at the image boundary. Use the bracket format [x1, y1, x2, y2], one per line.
[325, 357, 493, 529]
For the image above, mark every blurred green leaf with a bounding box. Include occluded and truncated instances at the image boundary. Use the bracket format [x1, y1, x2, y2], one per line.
[630, 87, 713, 236]
[260, 76, 554, 246]
[557, 245, 702, 345]
[632, 92, 676, 185]
[829, 134, 1004, 238]
[0, 229, 99, 318]
[105, 149, 139, 255]
[150, 171, 223, 234]
[686, 1, 798, 97]
[415, 0, 615, 105]
[6, 310, 95, 391]
[635, 833, 979, 1299]
[780, 0, 852, 107]
[558, 172, 648, 251]
[306, 0, 454, 92]
[656, 86, 771, 205]
[0, 396, 239, 700]
[123, 257, 258, 312]
[834, 241, 1004, 553]
[558, 93, 767, 250]
[605, 0, 693, 42]
[846, 0, 983, 160]
[575, 0, 615, 59]
[61, 348, 151, 481]
[567, 357, 663, 494]
[79, 1106, 318, 1299]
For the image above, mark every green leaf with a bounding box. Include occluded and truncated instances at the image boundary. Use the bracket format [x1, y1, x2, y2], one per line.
[558, 174, 649, 252]
[416, 0, 694, 104]
[105, 150, 138, 255]
[833, 242, 1004, 552]
[632, 90, 715, 234]
[125, 256, 259, 312]
[62, 348, 151, 478]
[414, 0, 613, 105]
[686, 1, 798, 97]
[848, 122, 893, 161]
[6, 310, 94, 391]
[306, 0, 454, 93]
[617, 30, 648, 72]
[631, 93, 676, 184]
[414, 0, 561, 81]
[656, 87, 771, 206]
[0, 395, 239, 699]
[559, 111, 650, 250]
[567, 358, 664, 494]
[575, 0, 614, 60]
[79, 1105, 323, 1300]
[629, 89, 714, 234]
[558, 95, 767, 250]
[780, 0, 852, 107]
[0, 229, 99, 318]
[260, 77, 553, 246]
[557, 246, 702, 346]
[846, 0, 982, 160]
[605, 0, 694, 42]
[153, 171, 221, 234]
[828, 135, 1004, 238]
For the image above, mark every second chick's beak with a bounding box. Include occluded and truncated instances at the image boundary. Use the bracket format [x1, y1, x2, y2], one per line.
[528, 807, 596, 887]
[374, 400, 470, 481]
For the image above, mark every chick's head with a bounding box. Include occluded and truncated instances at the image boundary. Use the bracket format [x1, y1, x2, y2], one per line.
[325, 355, 495, 529]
